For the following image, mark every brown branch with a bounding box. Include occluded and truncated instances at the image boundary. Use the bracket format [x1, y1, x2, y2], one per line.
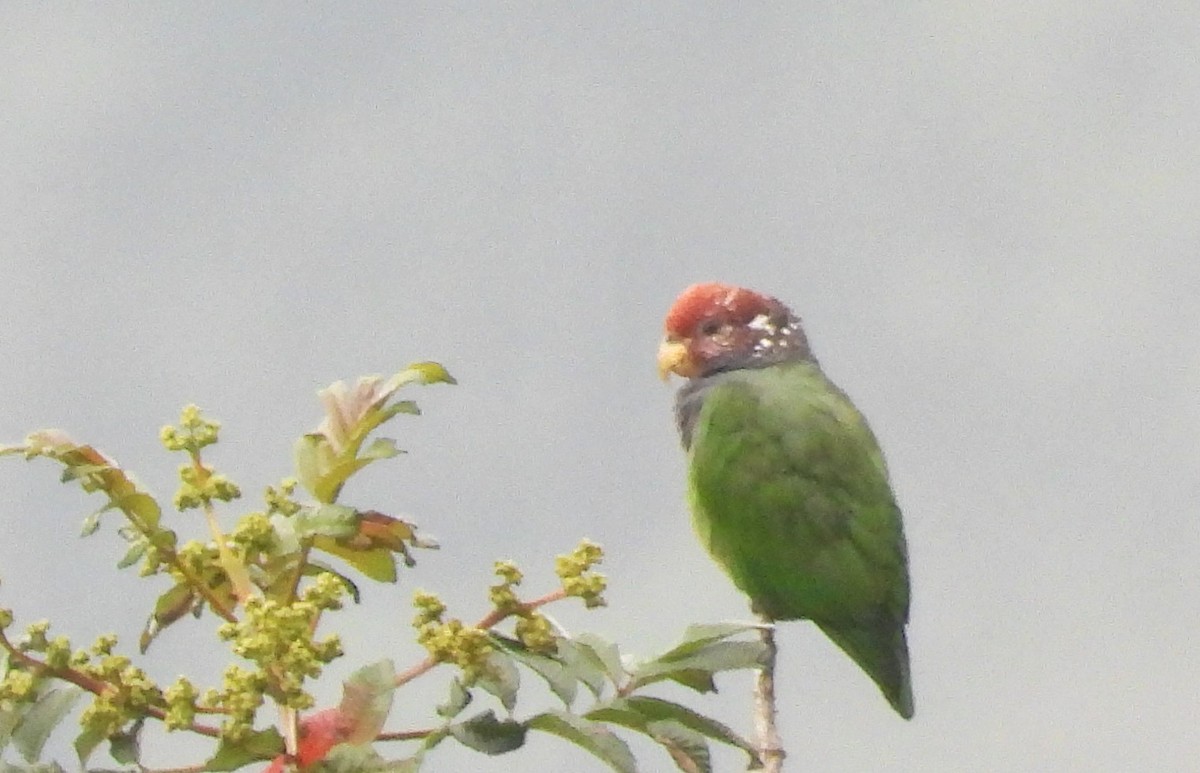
[376, 727, 437, 742]
[393, 655, 439, 690]
[159, 549, 239, 624]
[476, 587, 568, 629]
[285, 543, 313, 605]
[0, 628, 223, 739]
[0, 632, 109, 696]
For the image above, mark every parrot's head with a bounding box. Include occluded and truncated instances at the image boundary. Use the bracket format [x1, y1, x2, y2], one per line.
[657, 282, 813, 380]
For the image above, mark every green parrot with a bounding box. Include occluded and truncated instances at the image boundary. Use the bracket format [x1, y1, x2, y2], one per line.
[657, 282, 913, 719]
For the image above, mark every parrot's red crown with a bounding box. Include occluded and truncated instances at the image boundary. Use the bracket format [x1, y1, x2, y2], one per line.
[664, 282, 773, 336]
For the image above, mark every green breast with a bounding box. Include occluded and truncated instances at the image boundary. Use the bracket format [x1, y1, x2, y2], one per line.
[685, 361, 909, 624]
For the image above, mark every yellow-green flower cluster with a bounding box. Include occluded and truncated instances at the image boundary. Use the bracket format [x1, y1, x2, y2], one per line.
[514, 613, 555, 654]
[301, 572, 347, 613]
[412, 590, 493, 683]
[264, 478, 301, 516]
[137, 532, 179, 578]
[43, 635, 73, 669]
[2, 623, 171, 738]
[412, 590, 446, 626]
[173, 463, 241, 511]
[488, 560, 556, 653]
[162, 406, 243, 510]
[164, 539, 224, 589]
[76, 649, 163, 740]
[162, 676, 198, 730]
[488, 560, 523, 613]
[211, 664, 267, 741]
[160, 404, 220, 453]
[20, 619, 51, 651]
[90, 633, 119, 657]
[217, 595, 343, 714]
[230, 512, 276, 558]
[555, 539, 607, 608]
[2, 624, 172, 744]
[0, 669, 38, 706]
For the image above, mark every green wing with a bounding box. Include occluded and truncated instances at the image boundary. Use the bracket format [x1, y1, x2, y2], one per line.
[687, 361, 913, 717]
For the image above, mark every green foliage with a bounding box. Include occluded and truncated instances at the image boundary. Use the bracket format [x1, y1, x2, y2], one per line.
[0, 363, 761, 772]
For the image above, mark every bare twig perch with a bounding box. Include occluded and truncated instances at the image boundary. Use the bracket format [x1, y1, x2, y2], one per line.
[754, 614, 786, 772]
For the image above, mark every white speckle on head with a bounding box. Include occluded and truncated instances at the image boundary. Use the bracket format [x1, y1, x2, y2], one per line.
[747, 313, 776, 333]
[751, 319, 801, 360]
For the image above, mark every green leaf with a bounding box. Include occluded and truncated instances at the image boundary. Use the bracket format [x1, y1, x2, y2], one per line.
[350, 400, 417, 444]
[390, 361, 456, 388]
[656, 622, 765, 661]
[334, 401, 411, 461]
[436, 677, 472, 719]
[379, 399, 420, 418]
[0, 704, 21, 748]
[204, 727, 284, 770]
[13, 686, 80, 762]
[313, 457, 374, 504]
[149, 527, 178, 552]
[623, 697, 754, 758]
[448, 711, 526, 756]
[139, 582, 197, 653]
[113, 492, 162, 530]
[79, 508, 103, 537]
[73, 725, 105, 765]
[58, 463, 109, 486]
[629, 640, 765, 692]
[294, 504, 359, 540]
[582, 703, 649, 733]
[297, 364, 453, 505]
[339, 659, 396, 744]
[293, 433, 332, 501]
[661, 670, 718, 694]
[556, 638, 610, 698]
[313, 539, 397, 583]
[574, 632, 626, 686]
[376, 754, 424, 773]
[0, 762, 66, 772]
[585, 696, 753, 768]
[115, 540, 146, 569]
[476, 651, 520, 713]
[107, 719, 142, 764]
[646, 720, 709, 773]
[490, 634, 577, 707]
[361, 437, 402, 461]
[585, 702, 719, 773]
[320, 745, 407, 771]
[527, 710, 637, 773]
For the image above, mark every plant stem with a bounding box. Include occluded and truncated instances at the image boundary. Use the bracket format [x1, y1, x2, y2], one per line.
[0, 628, 223, 739]
[754, 613, 786, 772]
[393, 655, 438, 689]
[193, 450, 255, 605]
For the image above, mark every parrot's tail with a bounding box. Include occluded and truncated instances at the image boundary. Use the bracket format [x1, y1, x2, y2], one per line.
[816, 618, 914, 719]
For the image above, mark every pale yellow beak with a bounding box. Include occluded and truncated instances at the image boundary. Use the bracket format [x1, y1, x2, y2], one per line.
[657, 338, 693, 381]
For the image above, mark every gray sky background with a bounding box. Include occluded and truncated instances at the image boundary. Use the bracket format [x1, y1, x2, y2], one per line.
[1, 5, 1197, 772]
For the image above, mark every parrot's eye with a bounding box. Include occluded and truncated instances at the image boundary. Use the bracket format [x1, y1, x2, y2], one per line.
[699, 319, 723, 336]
